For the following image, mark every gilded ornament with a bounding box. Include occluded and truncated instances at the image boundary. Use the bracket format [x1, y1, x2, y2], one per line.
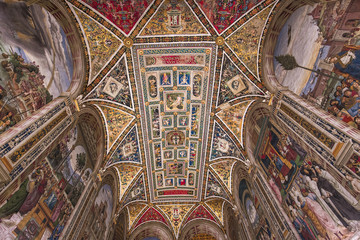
[124, 37, 133, 48]
[216, 36, 225, 46]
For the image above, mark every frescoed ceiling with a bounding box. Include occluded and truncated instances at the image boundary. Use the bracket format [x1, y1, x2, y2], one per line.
[66, 0, 277, 237]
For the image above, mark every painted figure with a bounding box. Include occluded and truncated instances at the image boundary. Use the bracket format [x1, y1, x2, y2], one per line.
[192, 74, 202, 97]
[148, 75, 158, 98]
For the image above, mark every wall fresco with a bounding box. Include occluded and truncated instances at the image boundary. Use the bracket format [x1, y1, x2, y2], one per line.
[347, 153, 360, 180]
[283, 160, 360, 240]
[0, 2, 73, 134]
[274, 1, 360, 130]
[84, 184, 114, 239]
[0, 121, 94, 240]
[256, 121, 306, 202]
[238, 179, 273, 240]
[0, 159, 73, 240]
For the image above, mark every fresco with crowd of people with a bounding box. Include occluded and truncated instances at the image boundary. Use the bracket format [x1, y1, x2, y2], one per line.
[274, 1, 360, 129]
[0, 1, 73, 134]
[254, 119, 360, 239]
[0, 124, 92, 239]
[283, 160, 360, 240]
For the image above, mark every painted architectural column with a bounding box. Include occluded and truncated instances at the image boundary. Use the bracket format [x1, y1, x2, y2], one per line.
[252, 171, 298, 240]
[61, 177, 98, 239]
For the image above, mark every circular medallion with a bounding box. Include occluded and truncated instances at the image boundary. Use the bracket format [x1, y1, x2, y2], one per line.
[216, 36, 225, 46]
[124, 37, 133, 48]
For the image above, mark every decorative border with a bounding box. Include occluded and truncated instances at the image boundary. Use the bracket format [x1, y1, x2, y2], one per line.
[9, 111, 68, 163]
[277, 111, 336, 164]
[0, 100, 66, 157]
[10, 115, 73, 180]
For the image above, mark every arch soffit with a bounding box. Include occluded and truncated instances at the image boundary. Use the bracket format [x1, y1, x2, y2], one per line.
[243, 102, 272, 153]
[129, 221, 174, 240]
[231, 163, 252, 215]
[100, 169, 120, 230]
[179, 219, 226, 240]
[77, 106, 106, 173]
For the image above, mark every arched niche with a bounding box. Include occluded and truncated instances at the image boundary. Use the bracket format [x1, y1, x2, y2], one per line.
[261, 0, 360, 129]
[244, 101, 308, 204]
[223, 203, 244, 240]
[232, 164, 264, 239]
[0, 0, 86, 135]
[236, 179, 276, 240]
[39, 106, 104, 207]
[179, 219, 226, 240]
[112, 210, 128, 240]
[128, 222, 174, 240]
[243, 102, 272, 163]
[79, 170, 119, 240]
[76, 106, 106, 173]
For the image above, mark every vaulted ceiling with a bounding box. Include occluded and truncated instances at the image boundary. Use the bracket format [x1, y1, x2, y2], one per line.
[68, 0, 277, 237]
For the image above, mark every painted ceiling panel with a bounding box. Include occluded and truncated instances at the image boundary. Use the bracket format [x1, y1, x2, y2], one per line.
[210, 160, 236, 193]
[127, 203, 148, 230]
[139, 0, 210, 37]
[205, 199, 225, 225]
[216, 100, 254, 147]
[72, 6, 122, 83]
[107, 125, 142, 166]
[226, 4, 273, 76]
[96, 105, 134, 152]
[196, 0, 264, 34]
[217, 53, 263, 107]
[86, 55, 134, 110]
[81, 0, 154, 35]
[183, 204, 216, 226]
[205, 171, 230, 201]
[134, 207, 170, 229]
[158, 204, 194, 238]
[210, 122, 244, 161]
[133, 43, 217, 202]
[122, 174, 147, 207]
[115, 165, 143, 200]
